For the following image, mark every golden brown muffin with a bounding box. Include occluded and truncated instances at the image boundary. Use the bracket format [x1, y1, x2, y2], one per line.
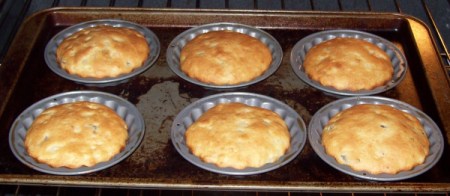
[303, 37, 394, 91]
[24, 102, 128, 168]
[322, 104, 429, 174]
[185, 103, 290, 169]
[56, 25, 149, 78]
[180, 31, 272, 85]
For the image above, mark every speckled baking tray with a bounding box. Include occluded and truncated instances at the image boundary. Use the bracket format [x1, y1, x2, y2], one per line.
[0, 8, 449, 192]
[44, 19, 160, 86]
[290, 29, 407, 97]
[171, 92, 306, 175]
[166, 22, 283, 89]
[8, 91, 145, 175]
[308, 96, 444, 181]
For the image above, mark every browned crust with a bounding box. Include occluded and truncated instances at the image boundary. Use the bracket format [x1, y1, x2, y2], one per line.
[322, 104, 429, 174]
[304, 38, 394, 91]
[180, 31, 272, 85]
[24, 102, 128, 168]
[56, 26, 149, 78]
[185, 103, 290, 169]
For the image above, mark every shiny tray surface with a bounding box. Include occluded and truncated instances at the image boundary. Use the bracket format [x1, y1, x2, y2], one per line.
[0, 8, 449, 192]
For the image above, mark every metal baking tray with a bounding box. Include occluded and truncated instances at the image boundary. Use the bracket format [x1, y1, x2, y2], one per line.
[171, 92, 306, 175]
[290, 29, 407, 97]
[166, 22, 283, 89]
[0, 8, 449, 192]
[9, 90, 146, 175]
[308, 96, 444, 181]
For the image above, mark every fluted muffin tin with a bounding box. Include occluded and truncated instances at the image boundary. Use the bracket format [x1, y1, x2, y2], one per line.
[290, 29, 408, 97]
[166, 22, 283, 89]
[9, 91, 146, 175]
[171, 92, 307, 175]
[308, 96, 444, 181]
[44, 19, 161, 86]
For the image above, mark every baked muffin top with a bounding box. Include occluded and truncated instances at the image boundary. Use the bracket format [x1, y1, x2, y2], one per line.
[185, 103, 290, 169]
[303, 37, 394, 91]
[24, 101, 128, 168]
[56, 25, 149, 78]
[180, 31, 272, 85]
[322, 104, 429, 174]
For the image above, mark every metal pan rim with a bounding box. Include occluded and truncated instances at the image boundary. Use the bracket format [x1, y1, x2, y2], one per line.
[166, 22, 283, 89]
[171, 92, 307, 175]
[308, 96, 444, 181]
[8, 90, 146, 175]
[44, 19, 161, 85]
[290, 29, 408, 96]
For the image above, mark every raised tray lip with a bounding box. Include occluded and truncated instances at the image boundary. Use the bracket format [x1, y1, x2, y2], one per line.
[21, 7, 440, 21]
[0, 8, 449, 192]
